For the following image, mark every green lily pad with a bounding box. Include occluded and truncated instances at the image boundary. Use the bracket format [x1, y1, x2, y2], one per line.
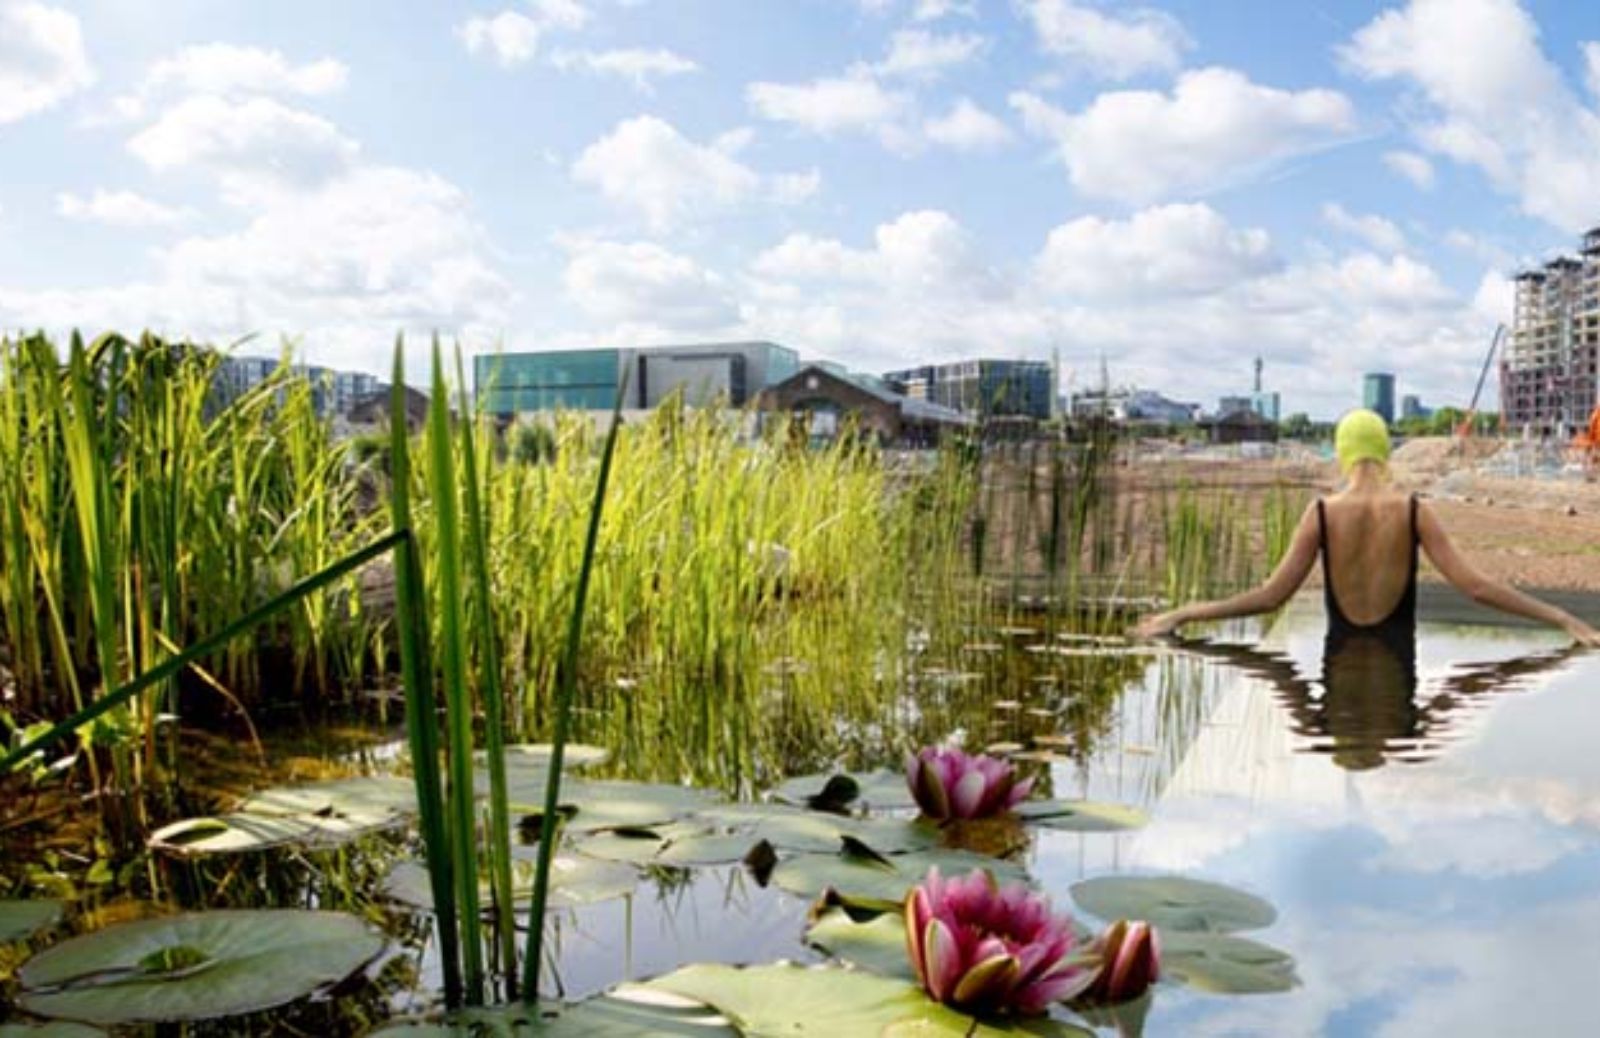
[538, 780, 722, 833]
[238, 775, 417, 819]
[690, 804, 939, 856]
[771, 769, 916, 812]
[369, 988, 735, 1036]
[0, 899, 63, 943]
[1069, 876, 1276, 933]
[0, 1024, 108, 1037]
[772, 846, 1027, 903]
[805, 904, 916, 981]
[646, 963, 1090, 1036]
[496, 744, 611, 770]
[383, 855, 639, 912]
[1160, 932, 1299, 994]
[1014, 800, 1149, 832]
[147, 814, 322, 857]
[16, 909, 384, 1025]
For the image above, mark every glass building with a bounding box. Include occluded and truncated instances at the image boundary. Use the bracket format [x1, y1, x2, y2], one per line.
[1363, 372, 1396, 424]
[474, 342, 801, 415]
[882, 359, 1054, 420]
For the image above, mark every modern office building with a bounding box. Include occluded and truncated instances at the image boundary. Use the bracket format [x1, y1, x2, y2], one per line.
[1217, 395, 1254, 417]
[213, 355, 381, 419]
[474, 342, 800, 415]
[1400, 394, 1430, 421]
[881, 359, 1054, 420]
[1250, 391, 1282, 423]
[1363, 372, 1396, 424]
[1503, 229, 1600, 435]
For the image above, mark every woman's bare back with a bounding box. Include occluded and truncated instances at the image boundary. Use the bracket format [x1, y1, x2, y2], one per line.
[1319, 490, 1415, 626]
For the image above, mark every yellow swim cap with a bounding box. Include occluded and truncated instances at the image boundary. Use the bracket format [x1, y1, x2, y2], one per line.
[1335, 408, 1391, 473]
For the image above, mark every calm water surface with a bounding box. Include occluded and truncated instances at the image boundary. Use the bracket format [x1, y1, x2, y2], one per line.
[540, 593, 1600, 1037]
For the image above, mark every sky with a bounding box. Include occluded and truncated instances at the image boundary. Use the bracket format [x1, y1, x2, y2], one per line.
[3, 0, 1600, 417]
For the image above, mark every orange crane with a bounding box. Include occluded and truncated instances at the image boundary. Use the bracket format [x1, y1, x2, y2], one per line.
[1455, 325, 1503, 440]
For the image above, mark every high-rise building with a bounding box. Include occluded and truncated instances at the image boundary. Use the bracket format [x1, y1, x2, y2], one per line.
[213, 355, 382, 419]
[1400, 394, 1430, 421]
[882, 359, 1054, 420]
[474, 342, 800, 415]
[1502, 230, 1600, 435]
[1363, 372, 1396, 424]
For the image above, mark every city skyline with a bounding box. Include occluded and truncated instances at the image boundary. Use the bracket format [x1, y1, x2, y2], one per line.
[4, 0, 1600, 417]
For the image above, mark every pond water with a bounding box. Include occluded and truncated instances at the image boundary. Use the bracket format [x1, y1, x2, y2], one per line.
[6, 591, 1597, 1036]
[509, 592, 1600, 1036]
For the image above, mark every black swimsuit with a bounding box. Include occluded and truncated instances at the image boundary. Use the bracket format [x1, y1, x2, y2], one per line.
[1317, 494, 1419, 641]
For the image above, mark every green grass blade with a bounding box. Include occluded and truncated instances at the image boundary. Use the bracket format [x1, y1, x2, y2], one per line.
[389, 340, 464, 1009]
[522, 370, 628, 1002]
[426, 337, 485, 1004]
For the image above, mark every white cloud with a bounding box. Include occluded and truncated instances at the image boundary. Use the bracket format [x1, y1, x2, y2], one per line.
[913, 0, 976, 20]
[562, 238, 739, 329]
[549, 48, 698, 90]
[457, 2, 588, 68]
[0, 0, 93, 124]
[3, 165, 511, 374]
[1021, 0, 1191, 80]
[57, 189, 192, 227]
[457, 11, 542, 67]
[771, 168, 822, 205]
[1011, 68, 1356, 204]
[1343, 0, 1600, 232]
[1321, 202, 1408, 253]
[924, 98, 1013, 151]
[875, 29, 985, 79]
[754, 210, 998, 297]
[128, 95, 359, 201]
[144, 44, 346, 98]
[572, 115, 810, 230]
[1383, 149, 1436, 190]
[1034, 203, 1278, 298]
[747, 71, 914, 149]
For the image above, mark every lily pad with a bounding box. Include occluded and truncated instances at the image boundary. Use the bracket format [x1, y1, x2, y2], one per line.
[496, 743, 611, 770]
[0, 1025, 107, 1038]
[690, 804, 938, 856]
[1069, 876, 1275, 933]
[646, 963, 1090, 1037]
[773, 846, 1027, 903]
[1160, 932, 1299, 994]
[805, 904, 916, 981]
[147, 814, 322, 857]
[238, 775, 417, 819]
[771, 769, 916, 812]
[538, 781, 722, 833]
[383, 855, 639, 912]
[16, 909, 384, 1025]
[370, 989, 735, 1036]
[1014, 800, 1149, 833]
[0, 899, 63, 943]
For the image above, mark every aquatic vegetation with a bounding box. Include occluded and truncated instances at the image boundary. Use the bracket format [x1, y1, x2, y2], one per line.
[903, 867, 1097, 1016]
[905, 746, 1032, 821]
[14, 910, 383, 1025]
[1083, 919, 1161, 1005]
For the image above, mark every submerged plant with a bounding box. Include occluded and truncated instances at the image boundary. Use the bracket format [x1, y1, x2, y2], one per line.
[1083, 919, 1161, 1004]
[902, 867, 1096, 1016]
[905, 747, 1032, 821]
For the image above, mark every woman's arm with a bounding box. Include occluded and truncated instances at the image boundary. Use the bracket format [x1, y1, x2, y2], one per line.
[1417, 500, 1600, 645]
[1133, 502, 1321, 638]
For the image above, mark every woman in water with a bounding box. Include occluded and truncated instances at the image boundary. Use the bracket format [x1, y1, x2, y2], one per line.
[1134, 409, 1600, 646]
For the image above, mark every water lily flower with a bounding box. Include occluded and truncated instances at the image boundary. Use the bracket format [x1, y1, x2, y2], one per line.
[1084, 919, 1161, 1004]
[904, 867, 1098, 1016]
[905, 746, 1032, 821]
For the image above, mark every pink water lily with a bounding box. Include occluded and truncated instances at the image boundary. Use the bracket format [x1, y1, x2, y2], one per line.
[904, 867, 1098, 1016]
[905, 746, 1033, 821]
[1084, 919, 1161, 1004]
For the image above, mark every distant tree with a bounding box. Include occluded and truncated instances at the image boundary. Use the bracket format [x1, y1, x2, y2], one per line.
[1280, 412, 1314, 439]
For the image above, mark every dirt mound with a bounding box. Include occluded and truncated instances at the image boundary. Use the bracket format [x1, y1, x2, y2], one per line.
[1390, 435, 1500, 482]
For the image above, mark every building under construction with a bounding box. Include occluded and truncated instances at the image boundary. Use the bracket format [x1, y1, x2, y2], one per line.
[1503, 229, 1600, 436]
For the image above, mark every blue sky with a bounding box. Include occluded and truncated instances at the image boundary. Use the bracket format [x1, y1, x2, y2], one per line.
[3, 0, 1599, 417]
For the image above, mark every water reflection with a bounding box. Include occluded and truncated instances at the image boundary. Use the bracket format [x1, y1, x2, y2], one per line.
[1167, 628, 1580, 770]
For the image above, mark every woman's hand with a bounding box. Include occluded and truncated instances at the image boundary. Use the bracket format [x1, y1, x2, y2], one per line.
[1132, 610, 1183, 639]
[1564, 620, 1600, 647]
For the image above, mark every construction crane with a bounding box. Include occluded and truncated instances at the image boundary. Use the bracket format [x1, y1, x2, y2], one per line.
[1456, 324, 1504, 440]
